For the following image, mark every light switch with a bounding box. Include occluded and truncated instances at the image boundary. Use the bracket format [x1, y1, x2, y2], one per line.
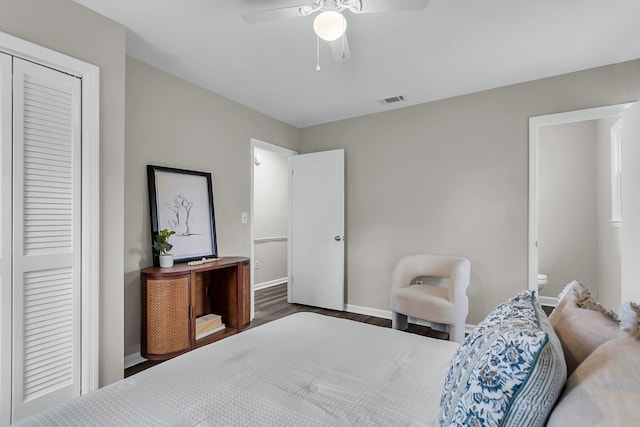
[241, 212, 248, 224]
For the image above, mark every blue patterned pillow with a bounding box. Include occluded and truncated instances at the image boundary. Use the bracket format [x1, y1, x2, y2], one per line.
[438, 291, 566, 427]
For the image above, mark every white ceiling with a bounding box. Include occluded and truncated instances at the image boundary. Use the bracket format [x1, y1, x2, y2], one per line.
[72, 0, 640, 128]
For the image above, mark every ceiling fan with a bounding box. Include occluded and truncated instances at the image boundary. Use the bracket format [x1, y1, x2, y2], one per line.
[242, 0, 429, 66]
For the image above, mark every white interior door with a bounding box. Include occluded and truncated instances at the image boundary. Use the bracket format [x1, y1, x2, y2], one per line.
[11, 57, 82, 420]
[289, 149, 345, 311]
[621, 101, 640, 303]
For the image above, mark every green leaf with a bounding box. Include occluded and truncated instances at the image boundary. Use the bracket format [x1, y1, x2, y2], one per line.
[153, 229, 175, 255]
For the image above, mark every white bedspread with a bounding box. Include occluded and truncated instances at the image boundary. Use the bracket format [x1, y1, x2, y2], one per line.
[15, 313, 459, 426]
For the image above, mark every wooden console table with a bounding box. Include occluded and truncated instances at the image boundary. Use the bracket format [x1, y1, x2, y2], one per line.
[140, 256, 250, 360]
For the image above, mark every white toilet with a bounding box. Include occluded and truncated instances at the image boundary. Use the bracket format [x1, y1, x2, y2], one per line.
[538, 273, 548, 291]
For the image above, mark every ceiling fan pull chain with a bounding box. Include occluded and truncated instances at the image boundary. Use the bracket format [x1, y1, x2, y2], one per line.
[316, 35, 321, 71]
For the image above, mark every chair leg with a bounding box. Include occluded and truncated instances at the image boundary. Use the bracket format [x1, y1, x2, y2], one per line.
[392, 311, 408, 330]
[449, 324, 464, 344]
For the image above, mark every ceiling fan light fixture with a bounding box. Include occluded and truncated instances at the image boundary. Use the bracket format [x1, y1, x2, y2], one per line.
[313, 11, 347, 41]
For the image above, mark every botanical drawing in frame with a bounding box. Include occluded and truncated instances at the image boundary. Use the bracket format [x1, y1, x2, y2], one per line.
[147, 165, 218, 266]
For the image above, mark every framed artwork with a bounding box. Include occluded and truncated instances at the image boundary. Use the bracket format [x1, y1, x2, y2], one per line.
[147, 165, 218, 266]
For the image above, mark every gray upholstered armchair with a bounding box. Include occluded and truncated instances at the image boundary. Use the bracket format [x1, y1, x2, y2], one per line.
[390, 254, 471, 343]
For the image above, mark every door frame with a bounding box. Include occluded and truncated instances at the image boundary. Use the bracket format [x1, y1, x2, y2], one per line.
[528, 102, 634, 306]
[249, 138, 297, 319]
[0, 31, 100, 424]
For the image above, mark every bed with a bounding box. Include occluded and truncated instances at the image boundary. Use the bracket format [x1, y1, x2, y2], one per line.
[15, 313, 459, 426]
[15, 284, 640, 426]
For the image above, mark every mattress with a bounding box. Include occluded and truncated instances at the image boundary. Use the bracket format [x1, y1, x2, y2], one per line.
[15, 313, 459, 426]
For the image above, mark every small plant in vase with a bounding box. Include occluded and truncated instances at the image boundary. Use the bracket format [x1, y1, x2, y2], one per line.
[153, 229, 176, 268]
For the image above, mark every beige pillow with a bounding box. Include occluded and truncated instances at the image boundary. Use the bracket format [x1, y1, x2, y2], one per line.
[548, 281, 620, 375]
[547, 333, 640, 426]
[619, 301, 640, 339]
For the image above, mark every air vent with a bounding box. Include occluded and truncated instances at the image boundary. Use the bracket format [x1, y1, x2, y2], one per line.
[377, 95, 406, 105]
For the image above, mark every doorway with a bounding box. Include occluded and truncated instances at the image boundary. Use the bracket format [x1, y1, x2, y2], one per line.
[250, 139, 297, 319]
[249, 141, 346, 317]
[528, 103, 633, 307]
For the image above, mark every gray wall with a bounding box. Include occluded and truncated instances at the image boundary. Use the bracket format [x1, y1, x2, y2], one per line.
[0, 0, 126, 386]
[538, 121, 598, 298]
[253, 147, 289, 286]
[299, 59, 640, 325]
[124, 58, 299, 358]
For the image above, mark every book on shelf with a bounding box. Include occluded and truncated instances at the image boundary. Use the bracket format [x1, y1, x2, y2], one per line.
[196, 323, 226, 340]
[195, 313, 222, 334]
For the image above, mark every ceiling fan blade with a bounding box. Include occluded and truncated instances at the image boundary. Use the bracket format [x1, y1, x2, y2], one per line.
[355, 0, 429, 14]
[242, 5, 308, 24]
[329, 34, 351, 62]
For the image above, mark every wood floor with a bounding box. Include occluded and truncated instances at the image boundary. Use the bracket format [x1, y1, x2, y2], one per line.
[247, 283, 449, 339]
[125, 283, 448, 377]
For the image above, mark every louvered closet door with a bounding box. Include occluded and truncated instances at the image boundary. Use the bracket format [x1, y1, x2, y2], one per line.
[12, 58, 82, 419]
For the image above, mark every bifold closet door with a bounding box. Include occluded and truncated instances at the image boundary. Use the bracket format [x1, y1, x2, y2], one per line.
[11, 57, 82, 420]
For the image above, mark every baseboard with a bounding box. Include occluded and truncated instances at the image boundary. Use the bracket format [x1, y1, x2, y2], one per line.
[345, 303, 477, 334]
[539, 295, 559, 307]
[253, 277, 288, 291]
[345, 304, 392, 320]
[124, 352, 146, 370]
